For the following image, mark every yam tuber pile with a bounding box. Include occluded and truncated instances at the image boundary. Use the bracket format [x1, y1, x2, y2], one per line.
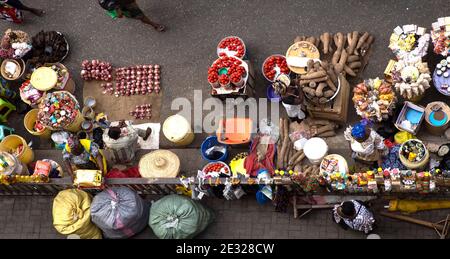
[293, 31, 374, 105]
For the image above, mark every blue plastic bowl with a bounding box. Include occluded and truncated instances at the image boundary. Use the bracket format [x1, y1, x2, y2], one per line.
[267, 85, 281, 102]
[201, 136, 228, 162]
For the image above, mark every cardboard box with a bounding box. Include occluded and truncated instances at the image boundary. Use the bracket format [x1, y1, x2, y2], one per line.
[395, 101, 425, 135]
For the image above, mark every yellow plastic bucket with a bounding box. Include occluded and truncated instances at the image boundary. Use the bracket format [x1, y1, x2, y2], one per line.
[64, 111, 84, 132]
[24, 109, 51, 139]
[163, 114, 194, 146]
[0, 135, 34, 164]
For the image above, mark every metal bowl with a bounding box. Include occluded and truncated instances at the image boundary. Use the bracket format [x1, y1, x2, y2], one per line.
[304, 76, 341, 104]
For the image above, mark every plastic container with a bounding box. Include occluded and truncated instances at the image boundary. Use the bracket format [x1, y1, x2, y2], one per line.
[303, 138, 328, 165]
[64, 111, 84, 133]
[0, 135, 34, 164]
[202, 161, 231, 177]
[399, 139, 430, 170]
[30, 67, 58, 91]
[201, 136, 228, 162]
[24, 109, 51, 139]
[1, 59, 25, 81]
[163, 114, 194, 146]
[267, 85, 281, 102]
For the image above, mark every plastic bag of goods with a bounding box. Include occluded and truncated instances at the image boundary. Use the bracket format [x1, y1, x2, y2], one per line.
[149, 194, 214, 239]
[52, 189, 102, 239]
[90, 187, 149, 239]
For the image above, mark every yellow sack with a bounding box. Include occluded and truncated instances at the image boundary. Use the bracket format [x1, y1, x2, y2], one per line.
[389, 199, 450, 214]
[52, 189, 102, 239]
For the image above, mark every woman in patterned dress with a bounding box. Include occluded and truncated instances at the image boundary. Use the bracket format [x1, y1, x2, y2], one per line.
[333, 200, 376, 234]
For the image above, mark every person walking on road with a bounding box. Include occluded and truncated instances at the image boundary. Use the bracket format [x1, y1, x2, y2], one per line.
[98, 0, 165, 32]
[0, 0, 44, 23]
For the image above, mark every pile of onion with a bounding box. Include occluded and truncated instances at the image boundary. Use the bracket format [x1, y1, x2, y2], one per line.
[114, 64, 161, 96]
[80, 59, 112, 81]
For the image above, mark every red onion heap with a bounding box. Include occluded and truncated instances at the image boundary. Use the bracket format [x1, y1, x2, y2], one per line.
[80, 60, 113, 81]
[129, 104, 152, 120]
[114, 64, 161, 97]
[208, 56, 246, 89]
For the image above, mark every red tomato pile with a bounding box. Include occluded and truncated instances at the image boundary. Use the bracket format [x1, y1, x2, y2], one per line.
[203, 162, 230, 175]
[218, 37, 245, 59]
[218, 74, 230, 85]
[208, 56, 245, 86]
[263, 55, 290, 81]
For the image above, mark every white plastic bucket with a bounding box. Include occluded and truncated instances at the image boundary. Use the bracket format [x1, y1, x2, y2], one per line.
[303, 137, 328, 165]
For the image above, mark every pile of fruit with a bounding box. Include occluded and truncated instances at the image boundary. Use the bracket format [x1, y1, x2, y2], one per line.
[80, 59, 113, 81]
[217, 36, 246, 59]
[202, 162, 230, 177]
[262, 55, 290, 81]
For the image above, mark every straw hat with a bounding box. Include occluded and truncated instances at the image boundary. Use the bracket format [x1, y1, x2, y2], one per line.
[139, 150, 180, 178]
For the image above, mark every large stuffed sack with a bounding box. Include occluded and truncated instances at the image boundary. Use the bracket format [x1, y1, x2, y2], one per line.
[149, 194, 214, 239]
[90, 187, 149, 239]
[52, 189, 102, 239]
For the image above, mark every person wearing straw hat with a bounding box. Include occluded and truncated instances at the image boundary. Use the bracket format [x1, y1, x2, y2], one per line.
[62, 136, 107, 179]
[333, 200, 376, 234]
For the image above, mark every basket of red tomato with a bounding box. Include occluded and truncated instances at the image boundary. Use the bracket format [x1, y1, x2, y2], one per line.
[217, 36, 246, 59]
[262, 55, 290, 82]
[202, 161, 231, 177]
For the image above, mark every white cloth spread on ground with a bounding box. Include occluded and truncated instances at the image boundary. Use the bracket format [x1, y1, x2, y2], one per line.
[333, 200, 375, 234]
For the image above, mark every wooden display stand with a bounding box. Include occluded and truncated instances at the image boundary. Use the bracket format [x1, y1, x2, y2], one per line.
[211, 60, 256, 100]
[305, 74, 350, 123]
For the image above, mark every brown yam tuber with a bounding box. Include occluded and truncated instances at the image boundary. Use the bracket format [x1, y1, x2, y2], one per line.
[356, 32, 370, 51]
[346, 31, 359, 55]
[320, 32, 332, 54]
[290, 153, 306, 170]
[312, 124, 336, 136]
[309, 82, 317, 88]
[315, 82, 327, 97]
[360, 35, 374, 56]
[313, 62, 321, 70]
[299, 76, 328, 85]
[300, 70, 327, 80]
[338, 49, 348, 67]
[334, 32, 345, 52]
[324, 90, 335, 98]
[317, 130, 336, 137]
[277, 118, 284, 168]
[327, 68, 338, 85]
[326, 78, 337, 91]
[288, 150, 304, 167]
[306, 36, 316, 44]
[344, 65, 356, 77]
[302, 87, 316, 96]
[347, 55, 360, 63]
[307, 59, 314, 71]
[348, 61, 362, 69]
[334, 63, 344, 75]
[320, 60, 329, 70]
[319, 97, 328, 104]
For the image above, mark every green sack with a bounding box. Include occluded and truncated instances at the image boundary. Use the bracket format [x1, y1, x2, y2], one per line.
[149, 195, 214, 239]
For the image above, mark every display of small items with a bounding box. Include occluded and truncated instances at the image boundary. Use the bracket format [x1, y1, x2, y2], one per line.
[38, 92, 80, 129]
[388, 24, 430, 61]
[433, 57, 450, 96]
[47, 63, 69, 90]
[395, 102, 424, 134]
[0, 29, 32, 59]
[400, 139, 427, 163]
[129, 104, 152, 120]
[353, 77, 396, 122]
[431, 17, 450, 56]
[114, 64, 161, 96]
[19, 80, 44, 105]
[202, 162, 230, 178]
[80, 59, 113, 81]
[391, 60, 431, 100]
[400, 170, 416, 189]
[320, 157, 347, 190]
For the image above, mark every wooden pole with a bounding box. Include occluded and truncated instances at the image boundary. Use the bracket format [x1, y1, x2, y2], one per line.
[380, 211, 444, 232]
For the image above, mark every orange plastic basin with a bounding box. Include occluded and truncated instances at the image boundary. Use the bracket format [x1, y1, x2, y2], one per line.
[216, 118, 253, 145]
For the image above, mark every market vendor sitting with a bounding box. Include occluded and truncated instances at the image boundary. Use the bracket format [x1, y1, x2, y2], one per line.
[63, 136, 107, 179]
[333, 200, 375, 234]
[344, 120, 388, 167]
[281, 86, 306, 123]
[103, 120, 152, 164]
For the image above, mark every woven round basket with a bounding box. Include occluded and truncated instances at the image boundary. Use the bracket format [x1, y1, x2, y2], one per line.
[139, 150, 180, 178]
[1, 59, 25, 80]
